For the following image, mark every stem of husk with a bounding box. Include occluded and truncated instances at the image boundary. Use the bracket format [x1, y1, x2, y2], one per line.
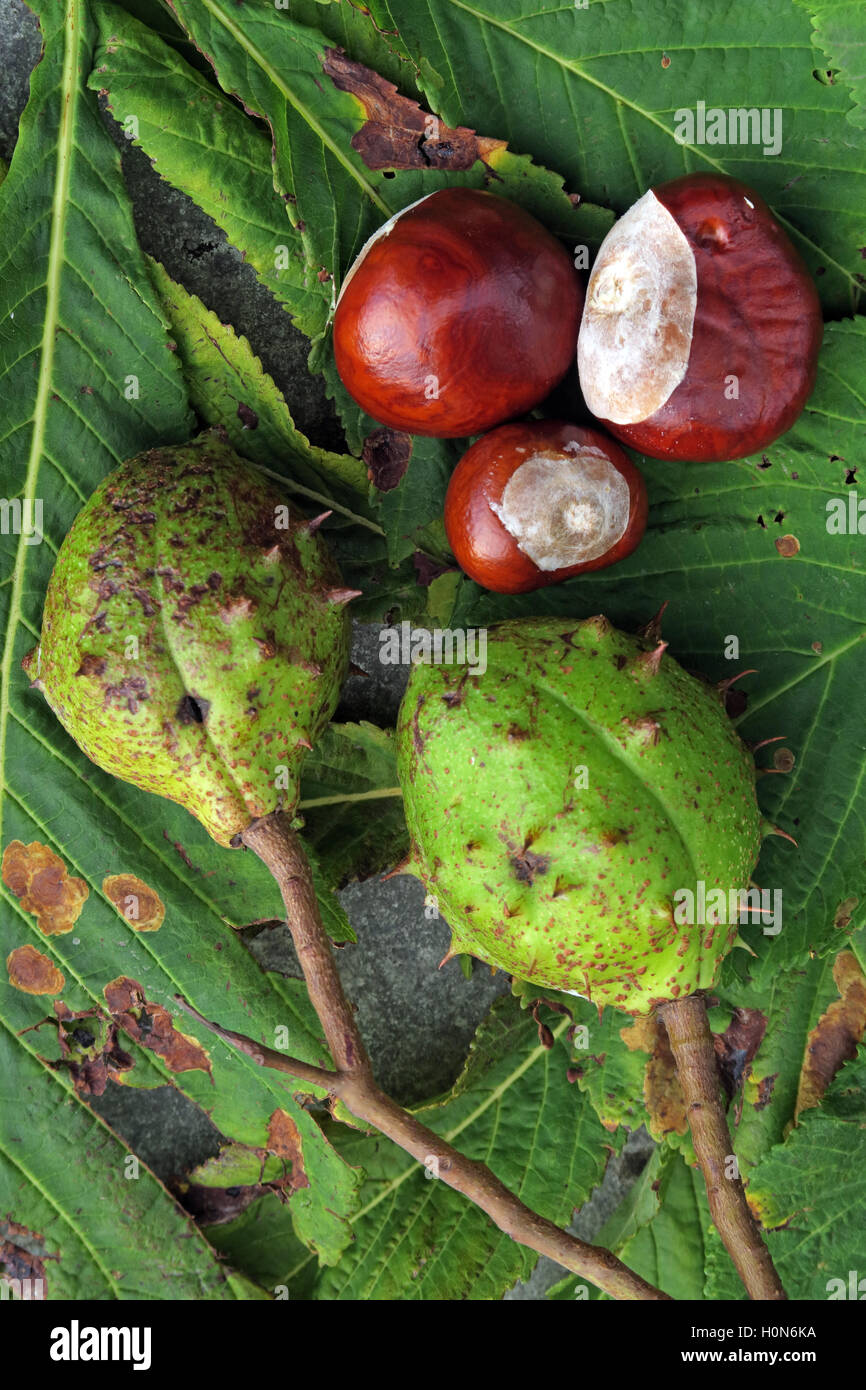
[658, 994, 786, 1301]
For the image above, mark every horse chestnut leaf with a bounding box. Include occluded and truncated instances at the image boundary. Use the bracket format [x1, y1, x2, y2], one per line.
[333, 189, 583, 437]
[577, 173, 823, 461]
[444, 420, 648, 593]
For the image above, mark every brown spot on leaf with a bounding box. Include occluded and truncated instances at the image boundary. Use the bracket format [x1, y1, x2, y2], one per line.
[218, 594, 258, 623]
[103, 977, 212, 1076]
[237, 402, 258, 429]
[2, 841, 88, 935]
[103, 874, 165, 932]
[775, 534, 800, 557]
[363, 427, 413, 491]
[322, 48, 506, 172]
[834, 896, 858, 932]
[266, 1109, 310, 1191]
[179, 1183, 264, 1225]
[6, 944, 65, 995]
[0, 1218, 55, 1295]
[412, 552, 455, 587]
[754, 1073, 777, 1110]
[772, 746, 795, 773]
[796, 951, 866, 1115]
[622, 1015, 687, 1139]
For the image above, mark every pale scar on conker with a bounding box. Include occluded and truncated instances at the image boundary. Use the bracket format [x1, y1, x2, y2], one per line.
[578, 173, 823, 462]
[444, 420, 647, 594]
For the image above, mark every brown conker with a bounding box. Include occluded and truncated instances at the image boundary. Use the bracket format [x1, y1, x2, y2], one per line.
[333, 189, 583, 438]
[577, 173, 823, 461]
[443, 420, 648, 594]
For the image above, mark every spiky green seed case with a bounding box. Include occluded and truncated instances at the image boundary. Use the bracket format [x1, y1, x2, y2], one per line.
[396, 616, 763, 1015]
[25, 433, 350, 846]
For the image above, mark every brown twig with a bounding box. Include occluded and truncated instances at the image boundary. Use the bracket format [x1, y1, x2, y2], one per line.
[217, 810, 669, 1302]
[658, 994, 786, 1301]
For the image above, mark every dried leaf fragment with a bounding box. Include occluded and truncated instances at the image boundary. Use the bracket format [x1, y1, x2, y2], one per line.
[267, 1108, 310, 1191]
[104, 976, 212, 1075]
[796, 951, 866, 1116]
[0, 1218, 55, 1295]
[362, 427, 413, 492]
[322, 48, 506, 172]
[622, 1014, 687, 1138]
[53, 1001, 135, 1096]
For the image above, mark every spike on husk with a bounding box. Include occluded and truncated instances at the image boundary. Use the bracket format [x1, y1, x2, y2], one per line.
[637, 639, 668, 674]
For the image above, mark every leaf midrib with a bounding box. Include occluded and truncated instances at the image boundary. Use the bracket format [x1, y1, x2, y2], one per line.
[0, 0, 81, 850]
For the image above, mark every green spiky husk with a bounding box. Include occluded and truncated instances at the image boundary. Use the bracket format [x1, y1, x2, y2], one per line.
[396, 616, 763, 1015]
[26, 433, 350, 846]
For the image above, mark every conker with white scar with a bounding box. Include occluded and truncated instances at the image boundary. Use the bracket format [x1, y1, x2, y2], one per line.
[444, 419, 648, 593]
[577, 173, 823, 461]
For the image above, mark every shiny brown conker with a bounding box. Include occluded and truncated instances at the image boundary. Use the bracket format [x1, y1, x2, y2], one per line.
[333, 189, 583, 438]
[443, 420, 648, 594]
[577, 173, 823, 462]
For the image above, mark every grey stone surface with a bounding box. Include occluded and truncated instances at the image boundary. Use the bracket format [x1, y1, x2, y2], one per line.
[2, 0, 657, 1297]
[248, 872, 511, 1107]
[0, 0, 40, 162]
[339, 621, 412, 726]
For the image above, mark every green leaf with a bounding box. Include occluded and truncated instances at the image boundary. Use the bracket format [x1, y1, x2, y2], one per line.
[375, 0, 866, 313]
[568, 999, 654, 1136]
[313, 998, 610, 1299]
[145, 255, 370, 507]
[299, 721, 408, 884]
[546, 1146, 669, 1300]
[89, 3, 331, 340]
[164, 0, 611, 284]
[0, 1026, 250, 1299]
[796, 0, 866, 128]
[204, 1190, 319, 1295]
[619, 1151, 726, 1300]
[0, 0, 359, 1273]
[715, 950, 852, 1175]
[594, 1145, 668, 1253]
[707, 1046, 866, 1299]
